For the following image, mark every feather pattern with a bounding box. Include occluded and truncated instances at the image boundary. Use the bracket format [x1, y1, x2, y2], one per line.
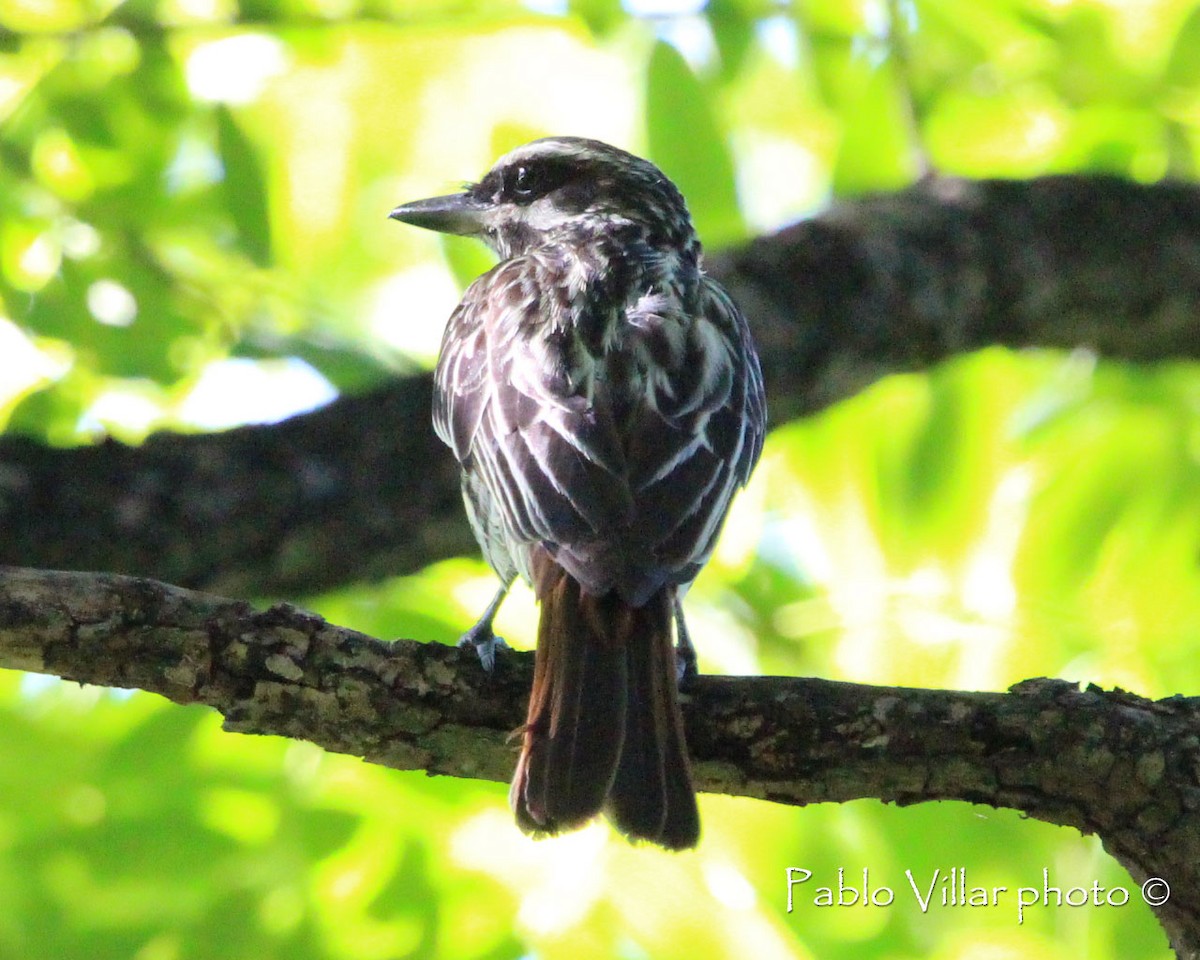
[399, 136, 766, 850]
[434, 237, 764, 605]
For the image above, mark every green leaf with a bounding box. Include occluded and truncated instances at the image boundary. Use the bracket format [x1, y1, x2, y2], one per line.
[103, 705, 212, 781]
[1165, 7, 1200, 89]
[568, 0, 624, 36]
[297, 808, 362, 860]
[4, 379, 88, 440]
[645, 41, 745, 249]
[231, 335, 398, 394]
[829, 59, 918, 194]
[706, 0, 756, 81]
[217, 107, 272, 267]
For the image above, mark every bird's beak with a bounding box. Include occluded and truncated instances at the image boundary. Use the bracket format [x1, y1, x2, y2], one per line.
[388, 192, 487, 237]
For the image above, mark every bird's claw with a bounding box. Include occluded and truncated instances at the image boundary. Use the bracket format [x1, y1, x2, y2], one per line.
[674, 642, 698, 687]
[458, 626, 510, 673]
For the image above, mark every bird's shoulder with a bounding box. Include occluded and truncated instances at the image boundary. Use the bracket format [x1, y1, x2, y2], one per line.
[698, 274, 766, 481]
[432, 251, 608, 462]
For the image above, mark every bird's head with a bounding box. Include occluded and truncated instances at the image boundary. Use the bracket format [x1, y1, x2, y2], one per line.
[389, 137, 696, 260]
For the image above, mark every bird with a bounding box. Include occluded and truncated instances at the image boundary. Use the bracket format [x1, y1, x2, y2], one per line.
[389, 136, 765, 850]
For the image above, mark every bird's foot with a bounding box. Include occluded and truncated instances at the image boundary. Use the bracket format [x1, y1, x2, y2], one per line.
[457, 623, 510, 673]
[674, 642, 698, 687]
[672, 594, 699, 687]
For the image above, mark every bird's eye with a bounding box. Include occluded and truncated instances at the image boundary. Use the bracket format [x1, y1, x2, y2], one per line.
[512, 165, 535, 198]
[503, 160, 569, 204]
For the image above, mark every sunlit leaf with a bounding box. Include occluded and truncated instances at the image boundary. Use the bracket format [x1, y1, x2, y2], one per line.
[646, 40, 744, 247]
[1165, 6, 1200, 89]
[829, 59, 919, 193]
[706, 0, 755, 81]
[1, 3, 1198, 958]
[217, 106, 273, 267]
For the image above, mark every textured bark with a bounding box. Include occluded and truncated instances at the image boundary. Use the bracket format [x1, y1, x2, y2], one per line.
[0, 567, 1193, 956]
[0, 174, 1197, 596]
[0, 377, 475, 597]
[714, 174, 1200, 422]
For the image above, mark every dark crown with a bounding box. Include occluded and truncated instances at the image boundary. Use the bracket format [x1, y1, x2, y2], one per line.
[470, 137, 697, 253]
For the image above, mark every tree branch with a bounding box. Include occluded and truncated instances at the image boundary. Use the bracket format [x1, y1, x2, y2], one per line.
[713, 174, 1200, 422]
[0, 377, 475, 597]
[2, 566, 1197, 956]
[1, 174, 1198, 595]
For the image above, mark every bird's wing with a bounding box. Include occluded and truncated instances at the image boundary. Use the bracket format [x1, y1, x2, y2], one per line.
[621, 276, 766, 581]
[434, 259, 765, 600]
[433, 259, 633, 553]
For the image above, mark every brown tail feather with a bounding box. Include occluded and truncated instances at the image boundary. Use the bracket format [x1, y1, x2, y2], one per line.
[510, 556, 699, 849]
[605, 585, 699, 849]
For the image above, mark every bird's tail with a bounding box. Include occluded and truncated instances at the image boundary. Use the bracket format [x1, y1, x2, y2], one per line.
[510, 558, 700, 850]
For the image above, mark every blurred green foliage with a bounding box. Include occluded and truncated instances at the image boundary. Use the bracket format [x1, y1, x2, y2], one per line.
[2, 0, 1199, 957]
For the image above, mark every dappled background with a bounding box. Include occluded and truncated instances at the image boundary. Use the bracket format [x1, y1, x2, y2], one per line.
[2, 0, 1200, 956]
